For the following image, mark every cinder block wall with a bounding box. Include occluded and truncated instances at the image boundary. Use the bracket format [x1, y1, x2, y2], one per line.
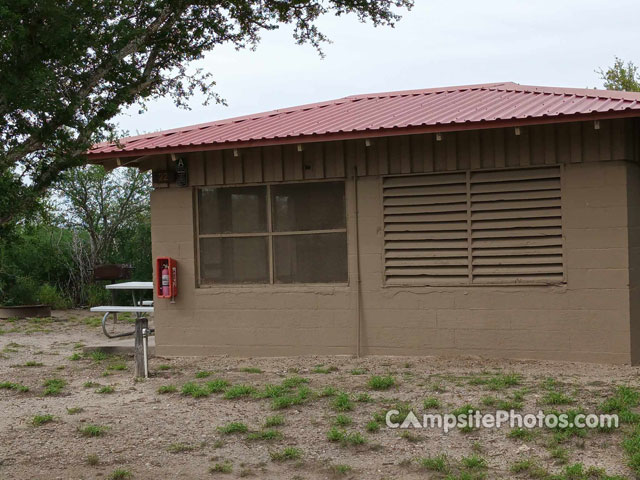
[152, 161, 634, 363]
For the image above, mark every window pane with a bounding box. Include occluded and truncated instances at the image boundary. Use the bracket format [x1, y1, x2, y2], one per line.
[200, 237, 269, 284]
[271, 182, 346, 232]
[274, 232, 347, 283]
[198, 186, 267, 234]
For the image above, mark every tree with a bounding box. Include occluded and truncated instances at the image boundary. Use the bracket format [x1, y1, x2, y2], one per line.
[598, 57, 640, 92]
[0, 0, 413, 234]
[54, 165, 151, 271]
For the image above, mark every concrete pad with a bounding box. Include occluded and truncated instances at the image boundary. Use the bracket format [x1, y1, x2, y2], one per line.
[83, 336, 156, 355]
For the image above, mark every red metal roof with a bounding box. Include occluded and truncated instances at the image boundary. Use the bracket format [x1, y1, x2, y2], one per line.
[89, 82, 640, 159]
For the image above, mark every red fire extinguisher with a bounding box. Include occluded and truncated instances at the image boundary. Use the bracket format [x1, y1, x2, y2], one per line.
[161, 264, 170, 297]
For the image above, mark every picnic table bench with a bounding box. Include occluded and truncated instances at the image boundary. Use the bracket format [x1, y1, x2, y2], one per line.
[90, 281, 154, 378]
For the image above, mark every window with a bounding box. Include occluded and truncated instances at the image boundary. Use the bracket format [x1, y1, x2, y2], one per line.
[382, 167, 563, 285]
[197, 181, 347, 285]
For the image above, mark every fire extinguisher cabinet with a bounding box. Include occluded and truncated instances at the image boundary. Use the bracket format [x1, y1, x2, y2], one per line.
[156, 257, 178, 299]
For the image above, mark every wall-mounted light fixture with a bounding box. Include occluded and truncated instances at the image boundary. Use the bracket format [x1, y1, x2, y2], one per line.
[297, 144, 304, 152]
[436, 133, 443, 141]
[233, 149, 239, 157]
[365, 139, 372, 147]
[594, 120, 601, 130]
[515, 127, 521, 136]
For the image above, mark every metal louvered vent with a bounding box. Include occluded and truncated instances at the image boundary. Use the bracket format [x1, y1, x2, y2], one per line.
[383, 167, 563, 286]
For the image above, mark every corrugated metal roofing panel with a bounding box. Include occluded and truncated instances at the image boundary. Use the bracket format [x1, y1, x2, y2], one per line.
[89, 82, 640, 159]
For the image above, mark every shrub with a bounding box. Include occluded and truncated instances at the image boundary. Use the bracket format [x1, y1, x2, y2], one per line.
[37, 284, 71, 309]
[107, 469, 132, 480]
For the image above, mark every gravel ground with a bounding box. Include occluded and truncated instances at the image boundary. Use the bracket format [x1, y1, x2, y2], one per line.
[0, 310, 638, 479]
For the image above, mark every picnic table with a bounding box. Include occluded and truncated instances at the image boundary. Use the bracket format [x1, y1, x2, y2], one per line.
[90, 281, 154, 378]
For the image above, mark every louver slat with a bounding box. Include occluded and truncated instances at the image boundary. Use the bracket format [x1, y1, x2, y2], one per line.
[383, 173, 469, 284]
[383, 166, 564, 286]
[470, 167, 563, 284]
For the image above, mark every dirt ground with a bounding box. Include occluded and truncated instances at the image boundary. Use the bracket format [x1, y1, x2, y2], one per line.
[0, 310, 639, 480]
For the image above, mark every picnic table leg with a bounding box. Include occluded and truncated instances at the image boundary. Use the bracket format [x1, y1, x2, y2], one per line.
[134, 317, 149, 378]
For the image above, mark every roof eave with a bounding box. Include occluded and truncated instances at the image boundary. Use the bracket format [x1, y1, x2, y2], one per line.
[87, 110, 640, 163]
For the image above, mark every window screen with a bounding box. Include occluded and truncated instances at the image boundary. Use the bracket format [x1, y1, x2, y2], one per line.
[383, 167, 563, 285]
[197, 181, 347, 285]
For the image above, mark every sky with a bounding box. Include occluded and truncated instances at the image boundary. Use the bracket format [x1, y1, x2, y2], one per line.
[115, 0, 640, 136]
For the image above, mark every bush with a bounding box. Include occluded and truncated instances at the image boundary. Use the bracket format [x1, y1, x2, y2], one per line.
[37, 284, 71, 309]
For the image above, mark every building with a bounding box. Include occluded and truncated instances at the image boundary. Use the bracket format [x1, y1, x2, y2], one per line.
[88, 82, 640, 364]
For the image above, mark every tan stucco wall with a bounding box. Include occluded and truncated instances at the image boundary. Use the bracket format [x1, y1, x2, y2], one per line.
[151, 161, 635, 363]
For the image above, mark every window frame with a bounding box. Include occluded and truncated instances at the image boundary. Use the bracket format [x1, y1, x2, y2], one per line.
[195, 179, 348, 287]
[380, 165, 566, 288]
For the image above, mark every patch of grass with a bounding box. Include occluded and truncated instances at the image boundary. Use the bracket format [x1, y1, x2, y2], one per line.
[271, 386, 311, 410]
[510, 459, 535, 474]
[549, 446, 569, 464]
[107, 363, 127, 371]
[450, 404, 479, 433]
[423, 397, 440, 409]
[217, 422, 248, 434]
[181, 382, 210, 398]
[419, 454, 449, 473]
[32, 414, 54, 426]
[107, 469, 132, 480]
[368, 375, 395, 391]
[24, 361, 44, 367]
[281, 376, 309, 389]
[508, 427, 534, 441]
[600, 385, 640, 424]
[83, 381, 100, 388]
[332, 392, 353, 412]
[209, 461, 232, 473]
[623, 425, 640, 475]
[167, 442, 196, 453]
[270, 446, 302, 462]
[157, 364, 171, 371]
[319, 386, 337, 397]
[334, 415, 352, 426]
[246, 429, 282, 441]
[86, 454, 99, 466]
[223, 385, 257, 399]
[195, 370, 212, 378]
[67, 407, 84, 415]
[546, 409, 588, 440]
[43, 378, 66, 396]
[460, 454, 487, 470]
[399, 430, 420, 442]
[157, 385, 177, 394]
[0, 381, 29, 392]
[96, 385, 115, 394]
[240, 367, 262, 374]
[541, 391, 574, 406]
[355, 392, 372, 403]
[366, 420, 380, 433]
[78, 424, 109, 437]
[327, 427, 366, 446]
[312, 365, 338, 374]
[330, 464, 352, 475]
[487, 373, 521, 391]
[89, 350, 109, 362]
[264, 414, 285, 428]
[69, 352, 83, 361]
[350, 368, 367, 375]
[206, 379, 230, 393]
